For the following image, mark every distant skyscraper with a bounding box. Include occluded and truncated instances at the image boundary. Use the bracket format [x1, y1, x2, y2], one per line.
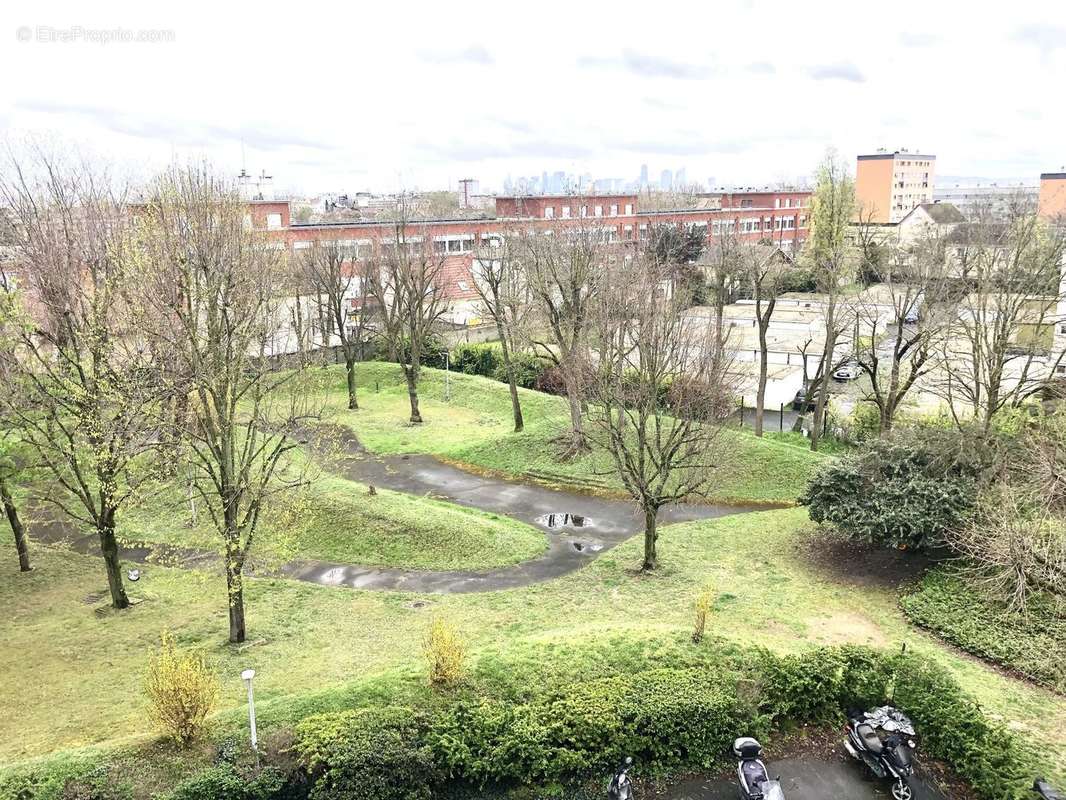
[541, 171, 549, 195]
[503, 175, 514, 194]
[676, 167, 687, 189]
[640, 163, 649, 187]
[660, 169, 673, 191]
[707, 176, 717, 190]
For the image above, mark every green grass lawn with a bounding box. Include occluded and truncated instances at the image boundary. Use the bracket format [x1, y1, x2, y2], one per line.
[119, 468, 547, 572]
[325, 362, 825, 504]
[4, 507, 1064, 786]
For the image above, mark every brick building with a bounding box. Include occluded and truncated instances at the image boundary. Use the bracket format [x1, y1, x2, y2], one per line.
[261, 188, 811, 342]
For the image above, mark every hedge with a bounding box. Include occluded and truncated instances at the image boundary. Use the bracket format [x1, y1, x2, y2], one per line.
[0, 645, 1037, 800]
[450, 343, 550, 391]
[901, 569, 1066, 694]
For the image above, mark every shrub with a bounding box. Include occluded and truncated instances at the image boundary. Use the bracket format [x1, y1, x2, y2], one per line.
[451, 343, 501, 378]
[295, 707, 435, 800]
[423, 617, 465, 688]
[692, 586, 714, 644]
[165, 764, 295, 800]
[495, 350, 549, 390]
[901, 568, 1066, 694]
[143, 631, 219, 745]
[799, 428, 990, 549]
[428, 668, 749, 787]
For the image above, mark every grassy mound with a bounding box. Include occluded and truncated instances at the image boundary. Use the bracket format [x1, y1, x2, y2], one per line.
[327, 362, 825, 504]
[121, 471, 547, 573]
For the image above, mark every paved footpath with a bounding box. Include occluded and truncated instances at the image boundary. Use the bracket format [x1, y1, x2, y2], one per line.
[30, 425, 778, 594]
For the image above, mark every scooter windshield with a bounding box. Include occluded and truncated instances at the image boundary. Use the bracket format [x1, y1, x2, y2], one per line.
[762, 780, 787, 800]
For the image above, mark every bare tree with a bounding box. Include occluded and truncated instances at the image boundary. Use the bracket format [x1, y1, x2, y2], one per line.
[804, 149, 857, 451]
[743, 244, 793, 436]
[588, 256, 734, 570]
[303, 240, 368, 410]
[935, 203, 1066, 432]
[472, 235, 532, 432]
[525, 228, 605, 456]
[367, 198, 449, 424]
[699, 232, 745, 356]
[0, 145, 165, 608]
[133, 164, 315, 643]
[0, 273, 30, 572]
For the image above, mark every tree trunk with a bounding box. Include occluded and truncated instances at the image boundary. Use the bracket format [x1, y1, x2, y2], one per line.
[226, 553, 247, 644]
[496, 329, 524, 433]
[565, 380, 585, 452]
[642, 506, 658, 571]
[345, 354, 359, 410]
[810, 328, 837, 452]
[755, 326, 769, 437]
[98, 510, 129, 609]
[405, 367, 422, 423]
[1, 478, 30, 572]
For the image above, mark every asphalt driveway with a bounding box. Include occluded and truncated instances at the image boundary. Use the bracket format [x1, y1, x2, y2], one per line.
[661, 756, 948, 800]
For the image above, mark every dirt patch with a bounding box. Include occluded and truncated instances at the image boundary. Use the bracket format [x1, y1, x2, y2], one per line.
[797, 526, 946, 590]
[805, 610, 890, 648]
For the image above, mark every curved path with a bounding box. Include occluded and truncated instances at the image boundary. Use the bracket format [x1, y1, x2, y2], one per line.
[30, 425, 778, 594]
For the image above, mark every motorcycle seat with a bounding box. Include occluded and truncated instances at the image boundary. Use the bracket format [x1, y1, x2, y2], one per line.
[742, 759, 769, 787]
[856, 723, 884, 754]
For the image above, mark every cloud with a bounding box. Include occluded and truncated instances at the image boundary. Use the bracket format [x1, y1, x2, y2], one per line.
[15, 98, 337, 153]
[1012, 24, 1066, 57]
[898, 32, 940, 47]
[418, 44, 494, 65]
[641, 96, 686, 112]
[744, 61, 776, 75]
[807, 61, 865, 83]
[578, 50, 715, 80]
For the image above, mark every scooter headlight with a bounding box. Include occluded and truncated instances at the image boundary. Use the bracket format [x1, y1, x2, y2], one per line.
[907, 739, 915, 749]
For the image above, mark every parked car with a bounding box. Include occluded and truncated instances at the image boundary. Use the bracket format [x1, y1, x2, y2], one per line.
[792, 386, 821, 412]
[833, 360, 861, 382]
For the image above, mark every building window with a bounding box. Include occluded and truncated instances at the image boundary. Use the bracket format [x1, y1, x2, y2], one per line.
[610, 204, 618, 216]
[580, 205, 588, 218]
[595, 205, 603, 217]
[293, 240, 312, 250]
[561, 205, 571, 219]
[266, 213, 283, 229]
[544, 206, 554, 219]
[624, 203, 633, 215]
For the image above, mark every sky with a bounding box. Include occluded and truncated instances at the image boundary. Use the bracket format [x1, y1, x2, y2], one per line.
[1, 0, 1064, 196]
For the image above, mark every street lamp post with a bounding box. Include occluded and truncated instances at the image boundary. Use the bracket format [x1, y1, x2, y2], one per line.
[241, 668, 258, 754]
[442, 351, 451, 402]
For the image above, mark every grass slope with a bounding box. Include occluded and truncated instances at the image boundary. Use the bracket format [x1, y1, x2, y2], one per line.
[325, 362, 825, 504]
[3, 508, 1064, 785]
[121, 469, 547, 572]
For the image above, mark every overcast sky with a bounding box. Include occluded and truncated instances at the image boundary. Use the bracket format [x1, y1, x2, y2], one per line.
[2, 0, 1064, 195]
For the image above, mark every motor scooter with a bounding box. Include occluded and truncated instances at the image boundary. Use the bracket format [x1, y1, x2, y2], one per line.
[843, 706, 917, 800]
[733, 737, 786, 800]
[608, 756, 633, 800]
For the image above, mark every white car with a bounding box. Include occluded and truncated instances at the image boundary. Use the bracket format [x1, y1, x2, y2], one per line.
[833, 361, 861, 381]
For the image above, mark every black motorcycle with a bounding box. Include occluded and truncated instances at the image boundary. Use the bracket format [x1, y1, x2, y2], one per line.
[733, 737, 786, 799]
[608, 756, 634, 800]
[1034, 778, 1064, 800]
[844, 706, 917, 800]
